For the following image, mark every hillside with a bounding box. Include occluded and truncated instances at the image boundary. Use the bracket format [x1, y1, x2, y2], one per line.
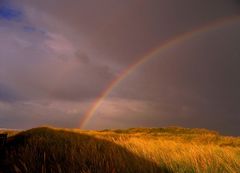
[0, 129, 19, 137]
[0, 127, 240, 173]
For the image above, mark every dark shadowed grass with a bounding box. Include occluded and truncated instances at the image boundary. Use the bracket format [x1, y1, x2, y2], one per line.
[0, 127, 166, 173]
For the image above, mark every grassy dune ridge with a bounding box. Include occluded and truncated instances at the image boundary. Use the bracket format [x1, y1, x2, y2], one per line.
[0, 127, 240, 173]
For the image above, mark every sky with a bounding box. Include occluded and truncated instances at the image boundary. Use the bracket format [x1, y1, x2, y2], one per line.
[0, 0, 240, 135]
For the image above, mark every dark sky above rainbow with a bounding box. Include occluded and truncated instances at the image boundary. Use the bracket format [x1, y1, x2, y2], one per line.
[0, 0, 240, 135]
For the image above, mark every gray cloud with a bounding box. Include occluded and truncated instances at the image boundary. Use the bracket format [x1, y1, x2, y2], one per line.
[0, 83, 21, 102]
[107, 21, 240, 135]
[14, 0, 240, 66]
[75, 52, 91, 64]
[0, 0, 239, 135]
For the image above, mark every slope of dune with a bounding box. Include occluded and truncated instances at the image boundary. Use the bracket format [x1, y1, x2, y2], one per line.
[0, 127, 240, 173]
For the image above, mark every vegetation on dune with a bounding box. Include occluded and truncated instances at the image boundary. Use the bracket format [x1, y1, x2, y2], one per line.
[0, 127, 163, 173]
[0, 127, 240, 173]
[0, 129, 19, 137]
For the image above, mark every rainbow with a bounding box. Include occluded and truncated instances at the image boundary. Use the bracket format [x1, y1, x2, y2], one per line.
[79, 15, 240, 128]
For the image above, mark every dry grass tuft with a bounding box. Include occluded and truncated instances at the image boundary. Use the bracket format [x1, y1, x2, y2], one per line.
[0, 126, 239, 173]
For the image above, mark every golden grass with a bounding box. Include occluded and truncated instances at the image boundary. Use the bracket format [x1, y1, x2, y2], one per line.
[1, 126, 240, 173]
[113, 138, 240, 173]
[79, 127, 240, 173]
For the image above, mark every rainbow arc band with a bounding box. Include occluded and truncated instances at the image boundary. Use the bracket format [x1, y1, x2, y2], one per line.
[79, 15, 240, 128]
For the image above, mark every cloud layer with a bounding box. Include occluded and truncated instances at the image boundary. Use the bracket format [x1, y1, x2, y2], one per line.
[0, 0, 240, 135]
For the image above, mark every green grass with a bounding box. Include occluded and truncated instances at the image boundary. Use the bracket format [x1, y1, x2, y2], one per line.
[0, 127, 240, 173]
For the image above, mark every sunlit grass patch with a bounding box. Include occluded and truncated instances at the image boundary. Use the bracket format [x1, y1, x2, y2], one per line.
[0, 126, 240, 173]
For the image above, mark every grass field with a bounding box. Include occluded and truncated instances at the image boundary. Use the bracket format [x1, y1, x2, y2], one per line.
[0, 127, 240, 173]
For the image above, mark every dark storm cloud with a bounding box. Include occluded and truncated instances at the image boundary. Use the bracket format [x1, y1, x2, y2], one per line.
[108, 21, 240, 135]
[0, 0, 240, 134]
[15, 0, 240, 66]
